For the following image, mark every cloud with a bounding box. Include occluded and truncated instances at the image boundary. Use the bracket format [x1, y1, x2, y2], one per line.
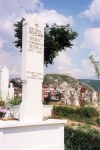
[82, 0, 100, 22]
[0, 15, 15, 36]
[0, 37, 5, 48]
[0, 0, 74, 77]
[0, 49, 21, 77]
[0, 0, 74, 35]
[0, 0, 97, 79]
[54, 53, 95, 79]
[81, 28, 100, 61]
[45, 51, 83, 79]
[24, 10, 74, 26]
[0, 0, 43, 35]
[0, 0, 43, 18]
[73, 27, 100, 79]
[45, 40, 97, 79]
[75, 59, 95, 79]
[0, 0, 73, 35]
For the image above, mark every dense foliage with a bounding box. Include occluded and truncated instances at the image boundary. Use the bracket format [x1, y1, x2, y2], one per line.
[64, 126, 100, 150]
[53, 106, 100, 126]
[10, 79, 22, 88]
[8, 98, 22, 106]
[14, 18, 78, 66]
[44, 24, 78, 66]
[14, 18, 25, 51]
[76, 107, 99, 118]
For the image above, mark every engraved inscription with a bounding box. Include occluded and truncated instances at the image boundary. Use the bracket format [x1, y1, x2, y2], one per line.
[28, 26, 44, 54]
[27, 71, 43, 80]
[29, 27, 43, 37]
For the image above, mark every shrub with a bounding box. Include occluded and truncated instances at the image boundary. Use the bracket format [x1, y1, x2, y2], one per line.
[53, 106, 75, 118]
[53, 106, 99, 118]
[96, 118, 100, 125]
[64, 126, 100, 150]
[53, 106, 99, 125]
[76, 107, 99, 118]
[8, 98, 22, 106]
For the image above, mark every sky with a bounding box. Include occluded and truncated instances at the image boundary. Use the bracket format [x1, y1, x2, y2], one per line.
[0, 0, 100, 79]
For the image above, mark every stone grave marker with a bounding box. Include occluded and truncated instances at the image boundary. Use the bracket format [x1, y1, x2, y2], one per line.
[0, 66, 9, 101]
[8, 83, 14, 100]
[20, 17, 44, 122]
[80, 87, 86, 107]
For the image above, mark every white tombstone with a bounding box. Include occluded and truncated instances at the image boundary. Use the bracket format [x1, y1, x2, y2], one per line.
[92, 90, 98, 106]
[92, 90, 97, 101]
[8, 83, 14, 100]
[20, 17, 44, 122]
[0, 66, 9, 101]
[74, 92, 80, 106]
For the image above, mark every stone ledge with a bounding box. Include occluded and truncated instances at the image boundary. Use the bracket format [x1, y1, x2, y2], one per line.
[0, 119, 67, 129]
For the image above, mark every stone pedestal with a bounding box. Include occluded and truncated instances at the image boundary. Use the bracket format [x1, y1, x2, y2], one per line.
[0, 119, 66, 150]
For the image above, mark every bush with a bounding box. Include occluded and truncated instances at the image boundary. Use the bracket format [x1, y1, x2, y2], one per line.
[53, 106, 99, 118]
[96, 118, 100, 125]
[64, 126, 100, 150]
[53, 106, 75, 118]
[53, 106, 99, 125]
[76, 107, 99, 118]
[8, 98, 22, 106]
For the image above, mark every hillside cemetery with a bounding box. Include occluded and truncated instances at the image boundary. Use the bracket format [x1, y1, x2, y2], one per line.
[0, 71, 99, 108]
[0, 16, 99, 150]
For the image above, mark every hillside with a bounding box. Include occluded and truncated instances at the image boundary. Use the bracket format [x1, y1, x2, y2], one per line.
[44, 74, 78, 87]
[44, 74, 93, 90]
[78, 79, 100, 91]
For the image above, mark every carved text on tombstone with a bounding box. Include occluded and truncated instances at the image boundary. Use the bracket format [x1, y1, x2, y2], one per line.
[28, 26, 43, 54]
[27, 71, 43, 80]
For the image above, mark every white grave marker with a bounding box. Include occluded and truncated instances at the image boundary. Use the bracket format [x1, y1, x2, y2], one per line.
[8, 83, 14, 100]
[20, 17, 44, 122]
[0, 66, 9, 101]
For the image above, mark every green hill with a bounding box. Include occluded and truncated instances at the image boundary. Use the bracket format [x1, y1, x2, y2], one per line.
[78, 79, 100, 91]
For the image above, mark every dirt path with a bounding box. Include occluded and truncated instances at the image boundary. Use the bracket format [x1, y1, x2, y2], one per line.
[65, 119, 100, 131]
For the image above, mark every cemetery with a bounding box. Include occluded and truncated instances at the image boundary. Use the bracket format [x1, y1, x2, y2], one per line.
[0, 1, 100, 150]
[0, 16, 99, 150]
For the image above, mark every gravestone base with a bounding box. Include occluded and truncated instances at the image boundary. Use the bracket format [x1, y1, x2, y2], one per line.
[0, 119, 66, 150]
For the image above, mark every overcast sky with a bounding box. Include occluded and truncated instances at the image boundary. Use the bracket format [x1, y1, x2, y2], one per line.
[0, 0, 100, 79]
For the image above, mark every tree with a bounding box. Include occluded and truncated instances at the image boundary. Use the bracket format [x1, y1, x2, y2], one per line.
[89, 55, 100, 104]
[10, 79, 22, 88]
[89, 55, 100, 80]
[14, 18, 25, 52]
[14, 18, 78, 66]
